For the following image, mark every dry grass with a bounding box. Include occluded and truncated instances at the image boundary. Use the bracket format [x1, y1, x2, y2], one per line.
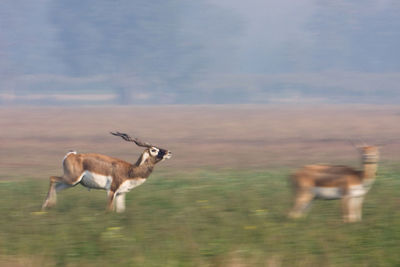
[1, 105, 400, 180]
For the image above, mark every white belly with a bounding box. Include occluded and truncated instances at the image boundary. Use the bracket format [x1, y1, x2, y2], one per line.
[80, 171, 112, 190]
[348, 184, 366, 197]
[313, 185, 366, 199]
[117, 178, 146, 194]
[314, 187, 342, 199]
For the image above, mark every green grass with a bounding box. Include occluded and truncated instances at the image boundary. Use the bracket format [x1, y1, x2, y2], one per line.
[0, 168, 400, 266]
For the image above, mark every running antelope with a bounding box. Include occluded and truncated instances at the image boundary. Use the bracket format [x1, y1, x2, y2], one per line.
[42, 132, 172, 212]
[288, 145, 379, 222]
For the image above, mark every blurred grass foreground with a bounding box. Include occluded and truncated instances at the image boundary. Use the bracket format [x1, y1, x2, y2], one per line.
[1, 169, 400, 266]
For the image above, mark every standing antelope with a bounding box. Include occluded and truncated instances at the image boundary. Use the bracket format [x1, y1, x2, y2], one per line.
[42, 132, 172, 212]
[288, 145, 379, 222]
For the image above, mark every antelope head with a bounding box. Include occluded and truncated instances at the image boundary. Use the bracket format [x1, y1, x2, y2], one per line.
[350, 140, 380, 164]
[110, 132, 172, 165]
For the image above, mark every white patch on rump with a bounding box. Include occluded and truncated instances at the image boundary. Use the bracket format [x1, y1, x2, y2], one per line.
[117, 178, 146, 194]
[62, 151, 77, 163]
[79, 171, 113, 190]
[314, 187, 342, 199]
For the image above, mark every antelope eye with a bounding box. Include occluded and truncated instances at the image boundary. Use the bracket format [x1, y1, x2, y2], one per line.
[151, 149, 157, 153]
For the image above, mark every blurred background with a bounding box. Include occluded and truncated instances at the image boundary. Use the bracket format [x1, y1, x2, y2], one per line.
[1, 1, 400, 266]
[1, 0, 400, 105]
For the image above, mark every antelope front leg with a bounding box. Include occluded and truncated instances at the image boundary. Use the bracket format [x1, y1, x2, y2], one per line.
[106, 191, 116, 212]
[343, 196, 364, 223]
[342, 196, 350, 222]
[354, 196, 364, 221]
[115, 193, 126, 213]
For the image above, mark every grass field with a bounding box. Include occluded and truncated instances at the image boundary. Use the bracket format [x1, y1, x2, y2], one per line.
[1, 169, 400, 266]
[1, 106, 400, 266]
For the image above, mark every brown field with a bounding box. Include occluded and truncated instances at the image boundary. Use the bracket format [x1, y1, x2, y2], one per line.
[1, 105, 400, 180]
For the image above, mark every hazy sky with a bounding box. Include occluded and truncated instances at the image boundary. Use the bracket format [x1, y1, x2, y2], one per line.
[1, 0, 400, 104]
[212, 0, 400, 73]
[210, 0, 317, 72]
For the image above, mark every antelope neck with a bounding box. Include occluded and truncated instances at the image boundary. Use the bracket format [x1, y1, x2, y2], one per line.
[129, 163, 154, 179]
[362, 163, 378, 180]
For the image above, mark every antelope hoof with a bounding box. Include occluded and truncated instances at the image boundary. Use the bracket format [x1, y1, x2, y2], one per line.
[288, 211, 304, 219]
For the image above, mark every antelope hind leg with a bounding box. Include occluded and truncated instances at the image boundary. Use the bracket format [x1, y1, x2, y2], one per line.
[42, 176, 76, 210]
[42, 176, 61, 210]
[288, 191, 314, 219]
